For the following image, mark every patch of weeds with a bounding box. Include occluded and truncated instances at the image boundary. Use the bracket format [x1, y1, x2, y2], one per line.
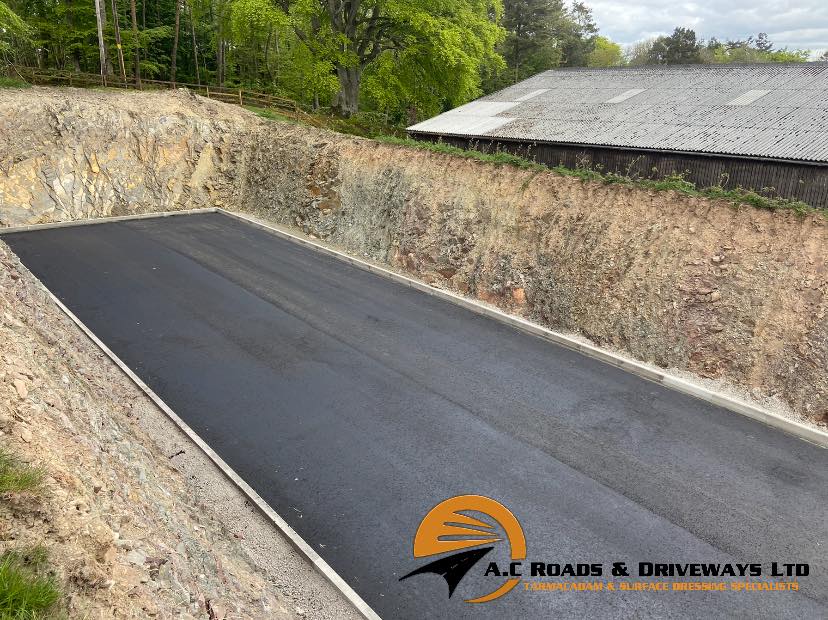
[0, 77, 30, 89]
[0, 450, 44, 496]
[374, 137, 821, 216]
[699, 185, 813, 215]
[326, 112, 407, 139]
[374, 135, 545, 171]
[245, 106, 297, 124]
[0, 548, 61, 619]
[0, 548, 49, 574]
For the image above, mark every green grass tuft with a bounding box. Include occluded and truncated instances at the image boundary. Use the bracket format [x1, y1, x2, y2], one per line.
[0, 451, 44, 496]
[0, 549, 61, 619]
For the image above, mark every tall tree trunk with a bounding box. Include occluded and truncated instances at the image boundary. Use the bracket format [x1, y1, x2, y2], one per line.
[129, 0, 141, 86]
[334, 66, 361, 117]
[64, 0, 74, 70]
[263, 29, 273, 81]
[170, 0, 181, 83]
[100, 0, 113, 75]
[111, 0, 128, 83]
[187, 1, 200, 85]
[217, 37, 224, 86]
[92, 0, 108, 84]
[252, 39, 258, 80]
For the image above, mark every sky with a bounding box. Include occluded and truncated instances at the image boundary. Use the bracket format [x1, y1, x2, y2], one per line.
[586, 0, 828, 58]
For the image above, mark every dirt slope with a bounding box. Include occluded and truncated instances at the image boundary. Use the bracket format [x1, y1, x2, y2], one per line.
[0, 87, 825, 423]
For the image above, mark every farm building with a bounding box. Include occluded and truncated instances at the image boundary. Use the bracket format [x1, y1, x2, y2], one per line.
[407, 63, 828, 207]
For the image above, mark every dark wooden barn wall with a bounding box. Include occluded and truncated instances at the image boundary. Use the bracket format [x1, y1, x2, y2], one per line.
[410, 134, 828, 209]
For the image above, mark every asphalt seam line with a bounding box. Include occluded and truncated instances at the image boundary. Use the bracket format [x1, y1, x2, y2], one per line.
[215, 208, 828, 449]
[33, 284, 381, 620]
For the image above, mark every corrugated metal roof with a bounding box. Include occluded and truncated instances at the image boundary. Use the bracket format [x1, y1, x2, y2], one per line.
[407, 64, 828, 162]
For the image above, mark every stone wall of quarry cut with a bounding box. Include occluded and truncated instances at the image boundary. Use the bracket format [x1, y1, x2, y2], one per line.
[1, 87, 826, 425]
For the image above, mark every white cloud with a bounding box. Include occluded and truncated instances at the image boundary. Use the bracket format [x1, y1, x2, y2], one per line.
[584, 0, 828, 55]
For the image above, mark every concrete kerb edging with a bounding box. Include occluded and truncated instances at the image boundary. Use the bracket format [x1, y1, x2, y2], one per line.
[0, 208, 217, 235]
[30, 285, 381, 619]
[215, 208, 828, 450]
[3, 206, 826, 437]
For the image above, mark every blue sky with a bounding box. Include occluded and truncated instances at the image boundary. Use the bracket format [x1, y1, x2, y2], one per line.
[586, 0, 828, 57]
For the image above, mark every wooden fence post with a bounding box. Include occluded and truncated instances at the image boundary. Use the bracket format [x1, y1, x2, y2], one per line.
[239, 88, 243, 106]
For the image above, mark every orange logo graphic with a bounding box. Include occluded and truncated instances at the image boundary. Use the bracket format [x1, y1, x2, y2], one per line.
[400, 495, 526, 603]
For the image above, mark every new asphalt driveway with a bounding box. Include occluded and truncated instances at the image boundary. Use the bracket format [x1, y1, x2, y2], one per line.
[4, 212, 827, 619]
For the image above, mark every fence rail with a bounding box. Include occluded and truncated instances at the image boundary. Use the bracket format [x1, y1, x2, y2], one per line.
[5, 65, 321, 127]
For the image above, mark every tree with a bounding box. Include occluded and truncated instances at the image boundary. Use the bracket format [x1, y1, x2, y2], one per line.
[702, 33, 809, 64]
[625, 38, 653, 66]
[647, 27, 700, 64]
[755, 32, 772, 52]
[284, 0, 505, 117]
[560, 1, 596, 66]
[129, 0, 140, 85]
[483, 0, 601, 93]
[111, 0, 128, 82]
[499, 0, 566, 83]
[0, 0, 31, 61]
[587, 35, 622, 67]
[92, 0, 108, 80]
[170, 0, 181, 82]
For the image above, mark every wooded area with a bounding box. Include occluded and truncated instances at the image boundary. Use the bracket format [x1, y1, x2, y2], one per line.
[0, 0, 820, 125]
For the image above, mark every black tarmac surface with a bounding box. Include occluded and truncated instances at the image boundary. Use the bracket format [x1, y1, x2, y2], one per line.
[5, 212, 827, 619]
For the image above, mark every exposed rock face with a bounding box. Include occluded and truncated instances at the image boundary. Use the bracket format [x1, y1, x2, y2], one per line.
[0, 88, 244, 223]
[1, 88, 826, 423]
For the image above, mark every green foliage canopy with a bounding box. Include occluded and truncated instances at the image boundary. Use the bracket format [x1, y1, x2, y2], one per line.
[1, 0, 814, 127]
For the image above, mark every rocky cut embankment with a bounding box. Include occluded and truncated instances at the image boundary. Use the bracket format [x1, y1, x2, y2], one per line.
[0, 87, 826, 423]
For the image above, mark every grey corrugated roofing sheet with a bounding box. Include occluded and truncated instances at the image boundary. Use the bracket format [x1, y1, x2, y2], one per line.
[407, 64, 828, 162]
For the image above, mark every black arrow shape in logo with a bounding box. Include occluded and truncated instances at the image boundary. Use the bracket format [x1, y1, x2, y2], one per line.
[399, 546, 494, 597]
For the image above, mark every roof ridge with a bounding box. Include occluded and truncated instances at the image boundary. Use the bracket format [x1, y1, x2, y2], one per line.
[539, 62, 828, 73]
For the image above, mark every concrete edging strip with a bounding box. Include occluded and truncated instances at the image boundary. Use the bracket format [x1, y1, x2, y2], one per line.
[42, 290, 381, 620]
[0, 208, 219, 235]
[216, 208, 828, 449]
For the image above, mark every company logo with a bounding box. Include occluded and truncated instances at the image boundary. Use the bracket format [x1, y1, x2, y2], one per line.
[399, 495, 526, 603]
